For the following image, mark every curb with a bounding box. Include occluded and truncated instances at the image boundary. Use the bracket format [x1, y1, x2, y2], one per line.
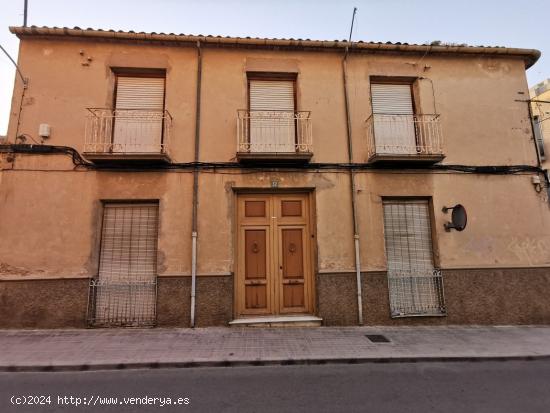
[2, 354, 550, 372]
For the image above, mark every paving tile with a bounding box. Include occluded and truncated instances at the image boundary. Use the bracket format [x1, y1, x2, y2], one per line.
[1, 326, 550, 368]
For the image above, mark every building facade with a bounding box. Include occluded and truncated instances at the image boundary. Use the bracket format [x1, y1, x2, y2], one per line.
[1, 26, 549, 328]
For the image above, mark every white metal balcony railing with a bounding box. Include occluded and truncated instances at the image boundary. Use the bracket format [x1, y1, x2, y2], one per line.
[84, 108, 172, 155]
[237, 110, 312, 154]
[366, 114, 443, 158]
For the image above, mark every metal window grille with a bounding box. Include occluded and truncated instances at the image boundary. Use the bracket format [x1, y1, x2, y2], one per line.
[382, 199, 446, 317]
[88, 203, 159, 327]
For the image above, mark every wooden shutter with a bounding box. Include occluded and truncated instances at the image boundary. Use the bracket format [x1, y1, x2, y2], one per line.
[371, 83, 416, 154]
[248, 80, 296, 153]
[115, 77, 165, 110]
[113, 76, 165, 152]
[249, 80, 295, 111]
[371, 84, 414, 115]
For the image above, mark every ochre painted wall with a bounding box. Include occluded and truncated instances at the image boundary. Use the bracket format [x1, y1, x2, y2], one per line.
[1, 37, 549, 327]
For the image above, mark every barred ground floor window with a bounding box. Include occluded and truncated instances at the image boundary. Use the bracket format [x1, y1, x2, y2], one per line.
[88, 202, 159, 327]
[382, 198, 446, 317]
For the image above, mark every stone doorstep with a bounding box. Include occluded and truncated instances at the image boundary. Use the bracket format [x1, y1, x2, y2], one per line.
[228, 315, 323, 328]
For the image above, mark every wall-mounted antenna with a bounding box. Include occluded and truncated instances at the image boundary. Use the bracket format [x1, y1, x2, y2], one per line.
[348, 7, 358, 43]
[0, 44, 27, 87]
[23, 0, 28, 27]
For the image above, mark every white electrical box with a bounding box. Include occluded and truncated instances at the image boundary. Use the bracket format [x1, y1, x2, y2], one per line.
[38, 123, 51, 138]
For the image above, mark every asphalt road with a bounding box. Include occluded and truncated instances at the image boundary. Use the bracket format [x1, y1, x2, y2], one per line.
[1, 360, 549, 412]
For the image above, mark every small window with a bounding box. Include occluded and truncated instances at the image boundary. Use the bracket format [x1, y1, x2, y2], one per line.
[382, 199, 445, 317]
[533, 116, 546, 159]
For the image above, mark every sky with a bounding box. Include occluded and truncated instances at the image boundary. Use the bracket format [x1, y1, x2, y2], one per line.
[1, 0, 549, 135]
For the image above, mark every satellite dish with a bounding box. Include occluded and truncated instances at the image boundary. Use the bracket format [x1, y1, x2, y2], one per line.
[442, 204, 467, 231]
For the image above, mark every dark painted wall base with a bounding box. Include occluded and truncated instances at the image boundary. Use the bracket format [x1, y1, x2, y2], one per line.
[318, 267, 550, 326]
[1, 268, 549, 328]
[0, 276, 233, 329]
[0, 279, 89, 329]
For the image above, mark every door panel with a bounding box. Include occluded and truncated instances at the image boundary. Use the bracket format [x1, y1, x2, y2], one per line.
[239, 225, 272, 315]
[276, 196, 308, 226]
[244, 200, 266, 217]
[236, 193, 313, 317]
[281, 200, 302, 217]
[281, 228, 304, 279]
[283, 285, 305, 308]
[244, 229, 268, 310]
[279, 227, 307, 312]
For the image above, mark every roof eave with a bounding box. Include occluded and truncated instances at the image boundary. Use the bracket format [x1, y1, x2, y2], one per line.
[9, 26, 541, 69]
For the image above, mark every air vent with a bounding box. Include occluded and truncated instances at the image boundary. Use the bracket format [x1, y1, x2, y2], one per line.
[365, 334, 390, 343]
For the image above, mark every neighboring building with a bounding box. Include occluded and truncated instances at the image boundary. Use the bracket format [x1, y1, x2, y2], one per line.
[530, 79, 550, 171]
[1, 26, 549, 329]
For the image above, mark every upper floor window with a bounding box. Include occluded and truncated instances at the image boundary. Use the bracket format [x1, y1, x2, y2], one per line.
[367, 79, 444, 163]
[248, 75, 296, 153]
[237, 73, 312, 162]
[533, 115, 546, 160]
[113, 73, 166, 154]
[84, 69, 172, 163]
[371, 82, 416, 155]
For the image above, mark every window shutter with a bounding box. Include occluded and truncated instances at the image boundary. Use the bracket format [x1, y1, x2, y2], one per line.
[249, 80, 295, 111]
[248, 80, 296, 152]
[371, 83, 416, 154]
[115, 77, 165, 110]
[383, 199, 434, 272]
[93, 203, 159, 326]
[112, 77, 165, 152]
[371, 83, 414, 115]
[99, 203, 159, 281]
[382, 199, 445, 317]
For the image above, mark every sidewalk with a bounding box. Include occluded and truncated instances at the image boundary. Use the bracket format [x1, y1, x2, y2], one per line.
[1, 325, 550, 372]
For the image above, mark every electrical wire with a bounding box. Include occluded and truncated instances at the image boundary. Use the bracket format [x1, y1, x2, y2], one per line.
[0, 143, 544, 176]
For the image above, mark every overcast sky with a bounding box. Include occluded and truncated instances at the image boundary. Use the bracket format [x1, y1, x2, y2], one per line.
[1, 0, 549, 135]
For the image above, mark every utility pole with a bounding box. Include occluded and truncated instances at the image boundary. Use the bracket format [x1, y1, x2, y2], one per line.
[24, 0, 28, 27]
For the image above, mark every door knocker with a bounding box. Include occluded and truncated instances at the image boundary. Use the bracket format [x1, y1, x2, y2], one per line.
[251, 242, 260, 253]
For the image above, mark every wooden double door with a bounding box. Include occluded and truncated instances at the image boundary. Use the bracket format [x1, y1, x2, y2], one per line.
[236, 193, 314, 317]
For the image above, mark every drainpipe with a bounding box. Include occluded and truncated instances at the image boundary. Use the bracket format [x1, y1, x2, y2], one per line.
[342, 46, 363, 325]
[190, 41, 202, 327]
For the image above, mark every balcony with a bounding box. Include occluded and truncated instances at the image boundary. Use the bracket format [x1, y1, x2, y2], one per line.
[84, 108, 172, 164]
[366, 114, 444, 164]
[236, 110, 313, 163]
